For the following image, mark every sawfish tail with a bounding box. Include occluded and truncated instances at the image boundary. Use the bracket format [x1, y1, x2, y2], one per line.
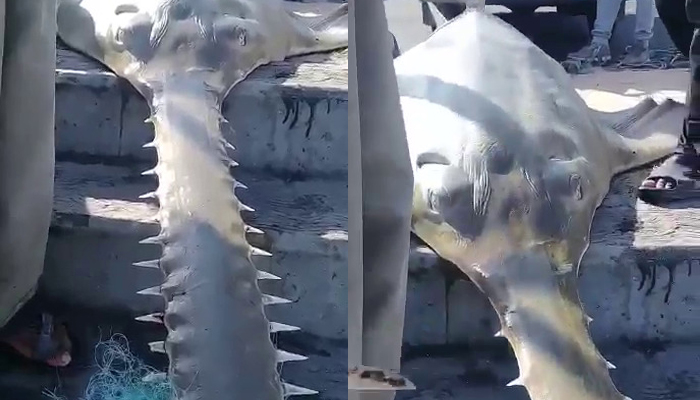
[134, 76, 313, 399]
[472, 250, 631, 400]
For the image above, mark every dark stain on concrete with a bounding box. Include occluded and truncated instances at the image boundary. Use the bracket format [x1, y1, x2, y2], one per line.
[634, 251, 694, 303]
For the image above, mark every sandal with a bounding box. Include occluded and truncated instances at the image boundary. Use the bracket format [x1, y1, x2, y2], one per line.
[0, 312, 72, 367]
[638, 145, 700, 204]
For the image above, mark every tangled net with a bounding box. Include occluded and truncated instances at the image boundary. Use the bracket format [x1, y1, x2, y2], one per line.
[45, 334, 173, 400]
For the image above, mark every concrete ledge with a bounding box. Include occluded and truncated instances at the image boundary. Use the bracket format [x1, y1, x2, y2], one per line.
[44, 160, 439, 342]
[55, 46, 348, 179]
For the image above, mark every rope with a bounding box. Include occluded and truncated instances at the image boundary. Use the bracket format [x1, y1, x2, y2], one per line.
[42, 334, 173, 400]
[603, 46, 689, 72]
[562, 45, 689, 75]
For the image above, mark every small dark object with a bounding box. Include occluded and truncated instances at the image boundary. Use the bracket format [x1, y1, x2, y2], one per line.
[348, 365, 416, 391]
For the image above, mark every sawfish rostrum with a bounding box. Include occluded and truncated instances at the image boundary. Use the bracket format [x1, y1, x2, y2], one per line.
[56, 1, 347, 399]
[400, 11, 684, 400]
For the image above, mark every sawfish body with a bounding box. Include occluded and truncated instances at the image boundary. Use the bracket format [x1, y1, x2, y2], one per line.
[56, 1, 347, 399]
[400, 11, 684, 400]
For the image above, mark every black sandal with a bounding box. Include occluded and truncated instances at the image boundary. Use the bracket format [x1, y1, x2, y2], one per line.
[638, 145, 700, 204]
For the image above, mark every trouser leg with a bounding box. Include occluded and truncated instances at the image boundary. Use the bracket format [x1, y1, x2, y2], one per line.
[683, 0, 700, 143]
[0, 0, 56, 328]
[591, 0, 626, 43]
[656, 0, 693, 56]
[634, 0, 656, 43]
[349, 1, 414, 399]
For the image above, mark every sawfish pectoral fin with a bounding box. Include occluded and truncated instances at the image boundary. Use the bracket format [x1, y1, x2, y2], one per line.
[286, 3, 348, 56]
[596, 97, 687, 175]
[468, 249, 629, 400]
[56, 0, 106, 63]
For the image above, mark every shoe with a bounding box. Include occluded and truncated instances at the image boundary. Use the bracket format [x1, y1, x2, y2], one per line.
[566, 41, 612, 65]
[620, 40, 650, 66]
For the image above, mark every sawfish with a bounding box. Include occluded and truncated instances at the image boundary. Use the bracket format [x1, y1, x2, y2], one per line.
[400, 11, 684, 400]
[55, 1, 347, 399]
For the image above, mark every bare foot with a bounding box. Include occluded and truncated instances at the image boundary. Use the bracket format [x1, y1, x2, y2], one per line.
[638, 147, 700, 204]
[640, 177, 675, 190]
[0, 313, 72, 367]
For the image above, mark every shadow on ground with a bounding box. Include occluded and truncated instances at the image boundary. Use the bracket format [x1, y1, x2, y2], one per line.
[0, 295, 348, 400]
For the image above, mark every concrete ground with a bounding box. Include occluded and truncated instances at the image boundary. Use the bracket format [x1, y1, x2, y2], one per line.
[397, 342, 700, 399]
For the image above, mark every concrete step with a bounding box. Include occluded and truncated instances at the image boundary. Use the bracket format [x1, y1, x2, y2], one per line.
[44, 161, 351, 340]
[55, 45, 348, 179]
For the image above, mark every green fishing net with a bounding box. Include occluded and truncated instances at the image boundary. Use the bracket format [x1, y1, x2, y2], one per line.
[45, 334, 173, 400]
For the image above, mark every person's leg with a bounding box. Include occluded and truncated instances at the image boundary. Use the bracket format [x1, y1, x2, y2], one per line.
[592, 0, 627, 42]
[638, 0, 700, 202]
[656, 0, 693, 56]
[0, 0, 71, 366]
[567, 0, 625, 63]
[634, 0, 656, 43]
[620, 0, 655, 64]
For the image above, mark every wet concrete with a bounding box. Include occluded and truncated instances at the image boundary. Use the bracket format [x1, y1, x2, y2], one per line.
[396, 341, 700, 399]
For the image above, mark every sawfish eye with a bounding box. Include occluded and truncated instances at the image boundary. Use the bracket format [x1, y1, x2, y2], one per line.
[224, 26, 248, 46]
[110, 24, 128, 52]
[214, 17, 252, 47]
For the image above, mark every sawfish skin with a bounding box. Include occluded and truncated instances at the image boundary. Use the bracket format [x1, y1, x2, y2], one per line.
[399, 11, 683, 400]
[55, 1, 347, 399]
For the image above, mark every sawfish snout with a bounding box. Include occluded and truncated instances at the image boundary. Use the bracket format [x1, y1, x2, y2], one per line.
[474, 248, 630, 400]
